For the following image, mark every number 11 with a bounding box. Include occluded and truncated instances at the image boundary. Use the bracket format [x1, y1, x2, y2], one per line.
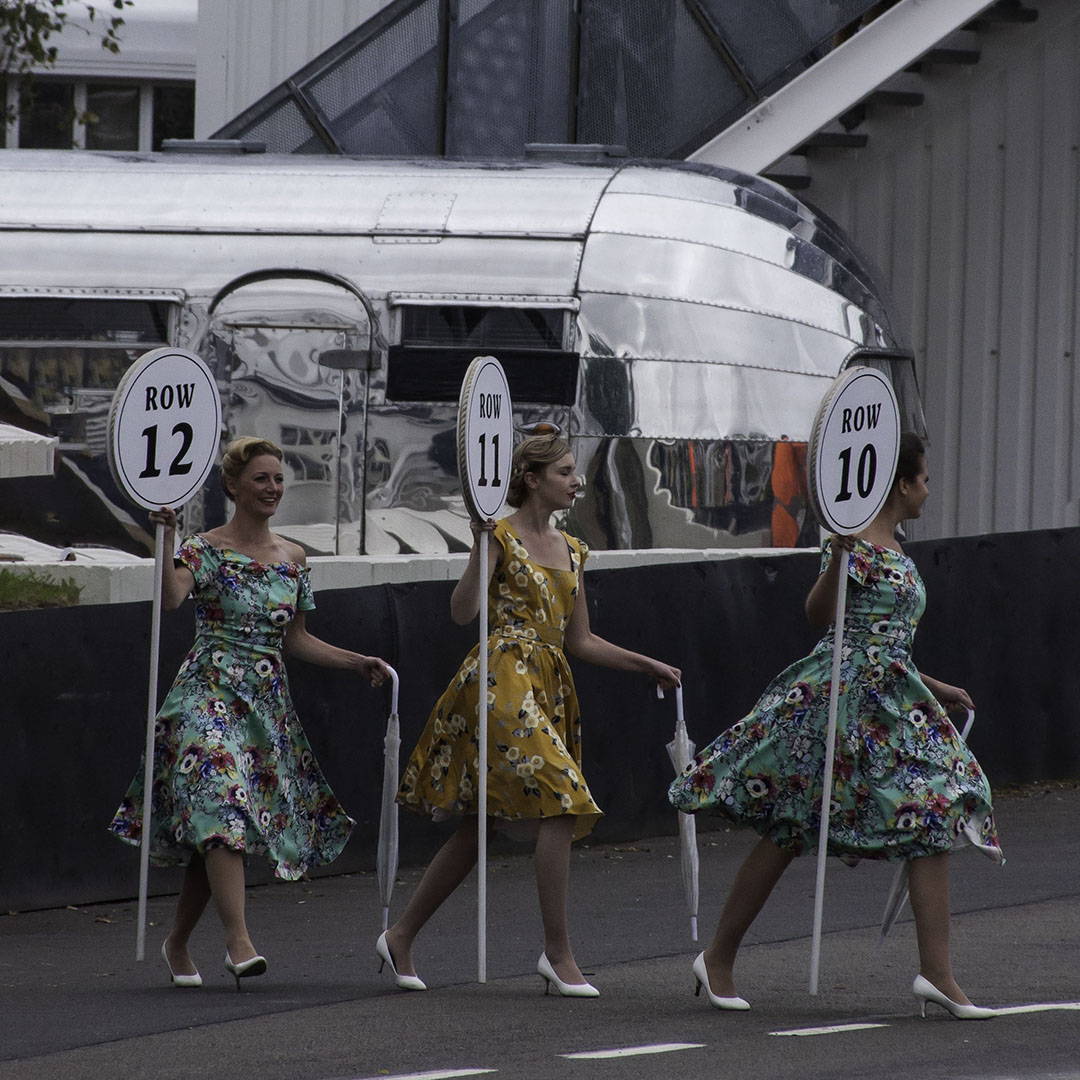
[477, 432, 502, 487]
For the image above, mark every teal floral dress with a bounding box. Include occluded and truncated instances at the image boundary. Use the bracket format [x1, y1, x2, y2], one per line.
[397, 520, 602, 840]
[669, 539, 1003, 863]
[109, 535, 354, 879]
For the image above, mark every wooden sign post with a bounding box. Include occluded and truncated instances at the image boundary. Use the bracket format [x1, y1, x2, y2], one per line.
[805, 365, 899, 994]
[107, 347, 222, 962]
[456, 356, 514, 983]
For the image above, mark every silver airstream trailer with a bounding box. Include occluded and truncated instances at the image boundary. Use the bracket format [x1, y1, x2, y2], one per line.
[0, 149, 922, 555]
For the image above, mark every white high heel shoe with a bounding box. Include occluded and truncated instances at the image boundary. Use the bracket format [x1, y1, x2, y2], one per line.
[224, 950, 267, 991]
[537, 953, 599, 998]
[161, 940, 202, 988]
[692, 952, 750, 1011]
[376, 931, 427, 991]
[913, 974, 995, 1020]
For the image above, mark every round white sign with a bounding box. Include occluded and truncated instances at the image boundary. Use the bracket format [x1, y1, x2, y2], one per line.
[807, 366, 900, 535]
[108, 347, 222, 511]
[457, 356, 514, 521]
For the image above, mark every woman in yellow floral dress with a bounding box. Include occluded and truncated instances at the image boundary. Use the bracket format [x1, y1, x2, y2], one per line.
[381, 431, 681, 997]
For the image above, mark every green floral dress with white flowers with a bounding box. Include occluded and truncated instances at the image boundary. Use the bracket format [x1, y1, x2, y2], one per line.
[669, 539, 1003, 863]
[397, 519, 601, 840]
[109, 535, 354, 879]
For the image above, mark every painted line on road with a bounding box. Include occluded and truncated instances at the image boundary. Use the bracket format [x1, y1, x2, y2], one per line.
[991, 1002, 1080, 1016]
[349, 1070, 497, 1080]
[561, 1043, 706, 1060]
[769, 1023, 890, 1037]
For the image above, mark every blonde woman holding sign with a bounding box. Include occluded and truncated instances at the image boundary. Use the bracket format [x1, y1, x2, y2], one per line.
[669, 433, 1003, 1018]
[383, 430, 681, 996]
[110, 436, 391, 989]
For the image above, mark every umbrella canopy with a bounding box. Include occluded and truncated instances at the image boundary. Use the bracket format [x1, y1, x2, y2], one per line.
[662, 684, 699, 942]
[376, 666, 402, 931]
[880, 709, 976, 939]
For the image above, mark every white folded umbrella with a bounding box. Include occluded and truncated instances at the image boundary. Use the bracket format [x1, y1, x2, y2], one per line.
[661, 684, 700, 942]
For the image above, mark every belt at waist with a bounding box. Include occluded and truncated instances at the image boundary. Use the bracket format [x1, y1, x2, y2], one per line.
[820, 627, 912, 651]
[491, 624, 564, 650]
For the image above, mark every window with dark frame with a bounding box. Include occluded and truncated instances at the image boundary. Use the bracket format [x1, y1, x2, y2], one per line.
[387, 305, 579, 405]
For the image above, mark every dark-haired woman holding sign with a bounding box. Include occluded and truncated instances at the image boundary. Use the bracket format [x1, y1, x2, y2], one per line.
[380, 431, 681, 997]
[669, 433, 1003, 1018]
[110, 436, 392, 989]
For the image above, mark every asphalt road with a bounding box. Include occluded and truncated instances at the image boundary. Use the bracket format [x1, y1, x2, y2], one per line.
[1, 784, 1078, 1080]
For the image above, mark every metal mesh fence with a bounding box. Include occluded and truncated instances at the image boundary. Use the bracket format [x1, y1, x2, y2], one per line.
[239, 96, 323, 154]
[447, 0, 574, 157]
[306, 0, 443, 154]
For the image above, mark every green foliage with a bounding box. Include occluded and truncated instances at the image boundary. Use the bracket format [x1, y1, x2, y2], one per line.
[0, 566, 82, 609]
[1, 1, 130, 123]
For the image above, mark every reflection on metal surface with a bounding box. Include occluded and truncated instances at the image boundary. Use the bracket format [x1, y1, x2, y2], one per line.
[0, 153, 911, 556]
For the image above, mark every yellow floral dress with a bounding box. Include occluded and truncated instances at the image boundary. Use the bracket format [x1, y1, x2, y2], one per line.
[397, 519, 601, 839]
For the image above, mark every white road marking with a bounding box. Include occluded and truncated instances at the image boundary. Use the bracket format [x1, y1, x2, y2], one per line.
[991, 1002, 1080, 1016]
[770, 1023, 890, 1037]
[561, 1043, 706, 1060]
[349, 1070, 497, 1080]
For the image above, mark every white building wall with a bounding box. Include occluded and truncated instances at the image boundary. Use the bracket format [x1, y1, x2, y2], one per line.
[807, 0, 1080, 540]
[31, 0, 196, 80]
[195, 0, 388, 137]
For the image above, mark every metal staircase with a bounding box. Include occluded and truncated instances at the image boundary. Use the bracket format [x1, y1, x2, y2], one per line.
[691, 0, 1039, 191]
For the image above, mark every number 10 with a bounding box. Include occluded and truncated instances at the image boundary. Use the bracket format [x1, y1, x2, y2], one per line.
[834, 443, 876, 502]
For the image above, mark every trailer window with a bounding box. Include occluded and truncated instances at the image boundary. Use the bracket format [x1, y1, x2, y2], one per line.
[387, 305, 578, 404]
[0, 298, 170, 344]
[0, 298, 172, 448]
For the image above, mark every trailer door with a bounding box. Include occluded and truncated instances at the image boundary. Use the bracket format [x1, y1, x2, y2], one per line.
[207, 275, 376, 555]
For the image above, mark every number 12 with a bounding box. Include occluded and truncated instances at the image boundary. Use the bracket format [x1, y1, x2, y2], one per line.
[140, 422, 195, 478]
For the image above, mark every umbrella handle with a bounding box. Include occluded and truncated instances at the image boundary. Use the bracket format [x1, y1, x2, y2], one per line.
[385, 664, 399, 718]
[656, 683, 685, 726]
[960, 707, 974, 740]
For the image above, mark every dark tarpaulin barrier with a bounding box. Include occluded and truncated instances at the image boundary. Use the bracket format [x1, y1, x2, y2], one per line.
[3, 527, 1076, 911]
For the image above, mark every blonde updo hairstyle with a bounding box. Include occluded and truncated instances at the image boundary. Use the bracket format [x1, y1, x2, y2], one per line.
[505, 432, 572, 508]
[220, 436, 284, 500]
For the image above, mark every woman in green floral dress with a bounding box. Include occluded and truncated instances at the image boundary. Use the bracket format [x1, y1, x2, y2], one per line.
[380, 431, 681, 997]
[669, 433, 1002, 1018]
[110, 437, 391, 989]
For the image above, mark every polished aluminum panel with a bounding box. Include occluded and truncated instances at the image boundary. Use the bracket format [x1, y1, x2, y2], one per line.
[605, 165, 894, 330]
[0, 231, 587, 307]
[578, 293, 863, 373]
[574, 355, 836, 442]
[579, 234, 877, 344]
[0, 152, 611, 237]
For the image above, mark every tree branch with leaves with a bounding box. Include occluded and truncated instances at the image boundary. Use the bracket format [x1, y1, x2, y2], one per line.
[2, 0, 131, 124]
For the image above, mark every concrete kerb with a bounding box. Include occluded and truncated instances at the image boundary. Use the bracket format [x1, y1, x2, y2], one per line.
[6, 547, 799, 604]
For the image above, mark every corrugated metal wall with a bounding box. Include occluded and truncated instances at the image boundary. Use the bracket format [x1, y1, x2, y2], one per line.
[807, 0, 1080, 540]
[195, 0, 386, 137]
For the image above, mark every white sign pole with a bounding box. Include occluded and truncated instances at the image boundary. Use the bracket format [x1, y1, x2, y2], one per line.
[805, 365, 900, 995]
[456, 355, 514, 985]
[477, 529, 489, 983]
[135, 521, 165, 962]
[808, 566, 847, 995]
[107, 347, 221, 963]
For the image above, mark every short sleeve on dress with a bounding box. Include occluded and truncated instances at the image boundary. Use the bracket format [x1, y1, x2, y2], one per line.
[819, 538, 872, 587]
[297, 567, 316, 612]
[177, 535, 216, 590]
[566, 533, 589, 570]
